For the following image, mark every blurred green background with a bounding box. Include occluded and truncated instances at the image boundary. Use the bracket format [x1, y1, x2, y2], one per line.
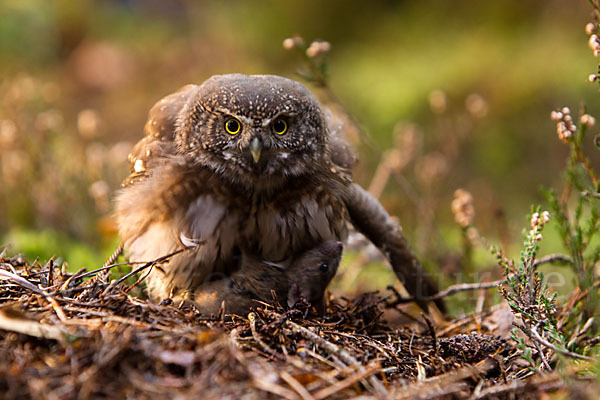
[1, 0, 598, 302]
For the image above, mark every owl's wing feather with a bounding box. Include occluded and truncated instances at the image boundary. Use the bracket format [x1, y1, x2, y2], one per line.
[123, 85, 198, 187]
[115, 155, 241, 299]
[343, 182, 445, 312]
[326, 108, 443, 311]
[325, 108, 357, 173]
[143, 84, 198, 142]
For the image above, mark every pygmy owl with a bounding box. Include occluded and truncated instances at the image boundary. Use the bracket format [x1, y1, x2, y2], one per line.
[115, 74, 444, 311]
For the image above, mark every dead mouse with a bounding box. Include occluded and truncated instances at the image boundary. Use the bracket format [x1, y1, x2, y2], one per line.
[190, 240, 342, 316]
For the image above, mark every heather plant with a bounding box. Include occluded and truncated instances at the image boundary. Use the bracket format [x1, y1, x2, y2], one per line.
[496, 209, 585, 371]
[546, 106, 599, 323]
[492, 5, 600, 370]
[470, 113, 599, 371]
[432, 4, 600, 371]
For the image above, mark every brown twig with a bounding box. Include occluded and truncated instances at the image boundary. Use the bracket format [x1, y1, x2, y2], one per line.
[109, 248, 188, 289]
[388, 280, 503, 305]
[103, 242, 124, 268]
[0, 266, 67, 322]
[280, 370, 315, 400]
[394, 358, 497, 399]
[283, 318, 388, 396]
[72, 261, 137, 280]
[0, 308, 65, 340]
[533, 253, 573, 267]
[248, 312, 286, 361]
[0, 266, 45, 294]
[422, 313, 438, 354]
[468, 371, 566, 399]
[313, 363, 381, 400]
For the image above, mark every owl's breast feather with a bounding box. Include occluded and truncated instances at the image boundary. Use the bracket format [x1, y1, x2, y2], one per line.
[243, 188, 349, 262]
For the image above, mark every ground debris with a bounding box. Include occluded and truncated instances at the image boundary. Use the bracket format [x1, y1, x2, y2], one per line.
[0, 256, 579, 399]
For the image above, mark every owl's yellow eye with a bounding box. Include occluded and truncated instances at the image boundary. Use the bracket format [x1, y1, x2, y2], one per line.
[272, 118, 288, 135]
[224, 118, 241, 135]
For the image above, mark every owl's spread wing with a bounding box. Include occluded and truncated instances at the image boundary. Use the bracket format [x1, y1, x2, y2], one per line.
[343, 182, 445, 312]
[123, 85, 199, 187]
[324, 107, 443, 311]
[324, 107, 357, 177]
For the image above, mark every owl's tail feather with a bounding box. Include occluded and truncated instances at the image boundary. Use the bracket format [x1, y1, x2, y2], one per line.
[343, 183, 446, 313]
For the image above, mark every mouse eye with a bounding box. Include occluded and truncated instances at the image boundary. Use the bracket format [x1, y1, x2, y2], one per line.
[319, 263, 329, 272]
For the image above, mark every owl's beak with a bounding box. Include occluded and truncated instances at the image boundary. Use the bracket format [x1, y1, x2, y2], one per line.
[249, 137, 262, 164]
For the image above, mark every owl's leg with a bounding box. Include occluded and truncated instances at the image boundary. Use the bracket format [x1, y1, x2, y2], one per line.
[343, 183, 446, 312]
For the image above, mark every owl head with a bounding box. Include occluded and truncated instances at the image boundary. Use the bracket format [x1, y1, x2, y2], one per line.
[174, 74, 330, 190]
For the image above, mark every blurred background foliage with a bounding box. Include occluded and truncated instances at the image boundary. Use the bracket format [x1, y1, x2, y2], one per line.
[1, 0, 598, 307]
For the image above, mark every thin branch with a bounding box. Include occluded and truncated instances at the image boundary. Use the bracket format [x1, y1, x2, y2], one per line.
[73, 261, 136, 280]
[280, 370, 315, 400]
[389, 253, 572, 306]
[0, 266, 67, 322]
[388, 280, 503, 305]
[531, 324, 594, 361]
[468, 372, 565, 399]
[422, 313, 438, 354]
[283, 318, 388, 396]
[0, 309, 64, 340]
[533, 253, 573, 267]
[103, 242, 124, 268]
[312, 363, 380, 400]
[0, 267, 45, 294]
[124, 265, 156, 294]
[110, 248, 188, 288]
[248, 312, 286, 361]
[530, 331, 553, 371]
[581, 190, 600, 199]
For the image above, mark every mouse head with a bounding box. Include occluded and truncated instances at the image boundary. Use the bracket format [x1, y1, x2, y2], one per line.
[286, 240, 343, 313]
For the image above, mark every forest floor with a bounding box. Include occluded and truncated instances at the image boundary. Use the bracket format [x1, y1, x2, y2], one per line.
[0, 253, 595, 399]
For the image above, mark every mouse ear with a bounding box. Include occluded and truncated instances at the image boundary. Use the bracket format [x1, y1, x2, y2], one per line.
[287, 282, 301, 308]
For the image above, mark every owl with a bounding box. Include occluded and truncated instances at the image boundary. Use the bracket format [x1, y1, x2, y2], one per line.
[115, 74, 444, 311]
